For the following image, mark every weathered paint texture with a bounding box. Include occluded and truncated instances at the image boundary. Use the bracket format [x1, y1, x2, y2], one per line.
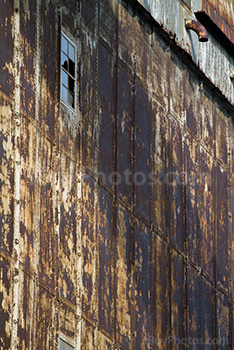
[0, 0, 234, 349]
[137, 0, 234, 106]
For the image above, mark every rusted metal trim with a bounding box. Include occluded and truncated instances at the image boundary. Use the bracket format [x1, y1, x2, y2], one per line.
[185, 19, 208, 42]
[11, 1, 21, 348]
[199, 0, 234, 46]
[195, 11, 234, 57]
[181, 0, 191, 10]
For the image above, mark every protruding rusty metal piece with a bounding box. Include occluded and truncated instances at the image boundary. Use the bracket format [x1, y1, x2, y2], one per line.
[185, 19, 209, 42]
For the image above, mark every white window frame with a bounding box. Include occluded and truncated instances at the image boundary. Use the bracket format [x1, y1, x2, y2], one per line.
[60, 31, 77, 113]
[59, 333, 76, 350]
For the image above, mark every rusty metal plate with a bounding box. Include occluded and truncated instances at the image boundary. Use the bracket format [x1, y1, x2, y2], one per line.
[169, 120, 183, 251]
[201, 278, 213, 349]
[185, 136, 199, 193]
[81, 32, 96, 170]
[20, 0, 36, 118]
[39, 0, 58, 140]
[38, 139, 55, 290]
[118, 1, 136, 66]
[217, 292, 229, 349]
[168, 53, 184, 118]
[151, 165, 168, 236]
[185, 136, 198, 193]
[232, 311, 234, 350]
[100, 0, 116, 47]
[0, 0, 14, 98]
[35, 287, 53, 349]
[81, 320, 95, 350]
[59, 155, 77, 305]
[98, 332, 112, 350]
[117, 62, 132, 206]
[185, 136, 199, 264]
[135, 82, 150, 221]
[168, 179, 183, 251]
[150, 236, 169, 349]
[151, 102, 169, 235]
[0, 97, 13, 256]
[0, 257, 11, 349]
[82, 176, 95, 318]
[18, 271, 34, 349]
[171, 251, 184, 348]
[60, 103, 80, 158]
[134, 220, 150, 350]
[20, 117, 36, 271]
[98, 188, 113, 335]
[231, 179, 234, 302]
[188, 267, 200, 346]
[199, 148, 214, 278]
[199, 88, 214, 151]
[39, 181, 55, 289]
[216, 164, 228, 291]
[1, 0, 234, 347]
[151, 35, 168, 108]
[152, 99, 169, 169]
[134, 17, 149, 89]
[231, 126, 234, 176]
[215, 104, 229, 165]
[81, 0, 96, 32]
[116, 206, 131, 347]
[59, 302, 76, 340]
[169, 120, 183, 182]
[187, 186, 199, 264]
[98, 42, 114, 188]
[185, 72, 199, 136]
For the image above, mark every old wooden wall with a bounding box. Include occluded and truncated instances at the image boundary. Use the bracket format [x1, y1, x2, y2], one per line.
[0, 0, 234, 349]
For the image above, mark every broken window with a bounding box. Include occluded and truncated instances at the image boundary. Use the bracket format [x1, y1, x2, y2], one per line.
[61, 33, 76, 109]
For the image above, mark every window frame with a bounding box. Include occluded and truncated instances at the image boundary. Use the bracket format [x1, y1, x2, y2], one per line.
[59, 333, 75, 350]
[60, 31, 77, 112]
[181, 0, 191, 9]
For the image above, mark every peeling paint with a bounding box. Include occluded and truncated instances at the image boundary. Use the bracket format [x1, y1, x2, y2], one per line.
[0, 0, 233, 349]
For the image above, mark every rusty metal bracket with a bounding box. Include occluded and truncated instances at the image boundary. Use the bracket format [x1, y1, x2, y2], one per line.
[185, 19, 208, 42]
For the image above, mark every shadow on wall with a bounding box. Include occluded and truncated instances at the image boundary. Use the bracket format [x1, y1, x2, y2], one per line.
[80, 0, 225, 349]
